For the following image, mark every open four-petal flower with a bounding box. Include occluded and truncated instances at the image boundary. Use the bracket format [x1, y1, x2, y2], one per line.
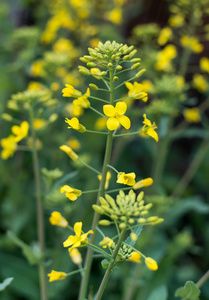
[103, 102, 131, 131]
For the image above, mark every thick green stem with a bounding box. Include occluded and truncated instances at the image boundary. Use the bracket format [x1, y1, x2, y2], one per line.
[196, 270, 209, 288]
[30, 108, 48, 300]
[95, 228, 127, 300]
[78, 67, 115, 300]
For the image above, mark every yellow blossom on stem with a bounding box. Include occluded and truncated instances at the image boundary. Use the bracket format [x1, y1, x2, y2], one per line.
[69, 248, 82, 264]
[33, 119, 46, 130]
[200, 57, 209, 73]
[65, 117, 86, 132]
[180, 36, 203, 53]
[105, 7, 122, 24]
[142, 114, 159, 142]
[99, 237, 115, 248]
[67, 137, 81, 150]
[125, 82, 148, 102]
[128, 251, 141, 263]
[73, 88, 90, 108]
[157, 27, 173, 45]
[63, 222, 93, 250]
[103, 102, 131, 131]
[48, 270, 67, 282]
[117, 172, 136, 186]
[133, 177, 153, 189]
[168, 14, 184, 27]
[49, 211, 68, 228]
[60, 145, 78, 160]
[145, 257, 158, 271]
[193, 74, 207, 92]
[60, 185, 82, 201]
[155, 45, 177, 71]
[183, 108, 201, 123]
[62, 84, 82, 97]
[11, 121, 29, 142]
[98, 171, 111, 189]
[1, 135, 17, 160]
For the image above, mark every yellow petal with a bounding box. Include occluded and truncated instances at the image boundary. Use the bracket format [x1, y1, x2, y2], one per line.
[74, 222, 82, 236]
[103, 105, 115, 117]
[147, 128, 159, 142]
[106, 118, 119, 130]
[125, 82, 133, 91]
[118, 115, 131, 129]
[115, 101, 127, 115]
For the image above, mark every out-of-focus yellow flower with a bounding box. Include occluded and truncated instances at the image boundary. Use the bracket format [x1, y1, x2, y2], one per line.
[73, 88, 90, 108]
[168, 14, 184, 27]
[53, 38, 73, 53]
[98, 171, 111, 189]
[180, 36, 203, 53]
[155, 44, 177, 71]
[56, 67, 67, 78]
[11, 121, 29, 142]
[106, 7, 122, 24]
[51, 82, 60, 91]
[1, 135, 17, 160]
[69, 248, 82, 264]
[65, 117, 86, 132]
[90, 68, 102, 78]
[90, 38, 100, 48]
[141, 80, 154, 93]
[60, 185, 82, 201]
[193, 74, 207, 92]
[117, 172, 136, 186]
[142, 114, 159, 142]
[183, 108, 201, 123]
[33, 119, 46, 130]
[133, 177, 153, 189]
[49, 211, 68, 227]
[99, 237, 115, 248]
[27, 81, 46, 91]
[48, 270, 67, 282]
[62, 84, 82, 97]
[60, 145, 78, 160]
[103, 102, 131, 131]
[145, 257, 158, 271]
[157, 27, 173, 45]
[30, 60, 44, 77]
[67, 137, 81, 150]
[63, 222, 93, 249]
[95, 117, 107, 130]
[130, 232, 137, 242]
[128, 251, 141, 263]
[176, 76, 185, 88]
[200, 57, 209, 73]
[125, 82, 148, 102]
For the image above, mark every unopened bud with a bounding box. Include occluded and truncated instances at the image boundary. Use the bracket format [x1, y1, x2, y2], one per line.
[87, 62, 97, 67]
[130, 58, 141, 63]
[129, 49, 137, 58]
[92, 205, 104, 214]
[119, 223, 126, 229]
[116, 65, 122, 71]
[131, 63, 141, 70]
[135, 69, 146, 78]
[99, 220, 112, 226]
[89, 84, 99, 90]
[113, 76, 119, 82]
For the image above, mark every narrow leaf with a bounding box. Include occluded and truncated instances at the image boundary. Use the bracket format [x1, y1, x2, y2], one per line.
[0, 277, 14, 291]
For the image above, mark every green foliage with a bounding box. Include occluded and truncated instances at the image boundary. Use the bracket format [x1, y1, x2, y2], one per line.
[175, 281, 200, 300]
[0, 277, 14, 292]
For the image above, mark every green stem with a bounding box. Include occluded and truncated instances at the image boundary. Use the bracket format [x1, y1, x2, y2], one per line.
[107, 164, 118, 174]
[89, 105, 106, 117]
[196, 270, 209, 288]
[88, 95, 109, 103]
[86, 129, 107, 135]
[30, 107, 48, 300]
[78, 66, 115, 300]
[78, 158, 101, 175]
[95, 228, 127, 300]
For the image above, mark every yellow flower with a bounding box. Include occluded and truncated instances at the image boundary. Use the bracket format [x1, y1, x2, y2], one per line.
[168, 14, 184, 27]
[62, 84, 82, 97]
[95, 117, 107, 130]
[193, 74, 207, 92]
[73, 88, 90, 108]
[67, 137, 81, 150]
[106, 7, 123, 24]
[145, 257, 158, 271]
[125, 82, 148, 102]
[99, 237, 115, 248]
[155, 45, 177, 71]
[90, 68, 102, 78]
[60, 145, 78, 160]
[128, 251, 141, 263]
[1, 135, 17, 160]
[69, 248, 82, 264]
[133, 177, 153, 189]
[63, 222, 93, 249]
[98, 171, 111, 189]
[49, 211, 68, 228]
[103, 102, 131, 131]
[183, 108, 201, 123]
[157, 27, 173, 45]
[142, 114, 159, 142]
[65, 117, 86, 132]
[53, 38, 73, 53]
[117, 172, 136, 186]
[48, 270, 67, 282]
[51, 82, 60, 91]
[33, 119, 46, 130]
[180, 36, 203, 53]
[141, 80, 154, 93]
[60, 185, 82, 201]
[200, 57, 209, 73]
[11, 121, 29, 142]
[30, 60, 44, 77]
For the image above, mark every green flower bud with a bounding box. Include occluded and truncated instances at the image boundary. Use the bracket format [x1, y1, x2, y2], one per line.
[101, 71, 107, 76]
[113, 76, 119, 82]
[137, 192, 144, 202]
[89, 83, 99, 90]
[78, 66, 90, 76]
[110, 214, 118, 220]
[84, 55, 94, 61]
[105, 194, 117, 209]
[79, 57, 88, 63]
[151, 218, 164, 225]
[120, 216, 126, 221]
[99, 220, 112, 226]
[131, 63, 141, 70]
[135, 68, 146, 78]
[104, 54, 108, 59]
[102, 206, 114, 214]
[128, 218, 135, 224]
[111, 54, 116, 60]
[99, 197, 110, 207]
[147, 216, 158, 222]
[116, 65, 122, 71]
[92, 205, 104, 214]
[138, 218, 146, 223]
[130, 58, 141, 63]
[144, 203, 153, 210]
[108, 63, 113, 68]
[129, 49, 137, 58]
[87, 62, 97, 67]
[119, 223, 126, 229]
[140, 210, 148, 216]
[123, 55, 130, 60]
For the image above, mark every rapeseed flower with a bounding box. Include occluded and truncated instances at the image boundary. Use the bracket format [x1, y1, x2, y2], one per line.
[128, 252, 141, 263]
[193, 74, 207, 92]
[1, 135, 17, 160]
[103, 102, 131, 131]
[200, 57, 209, 73]
[65, 117, 86, 132]
[168, 14, 184, 27]
[49, 211, 68, 227]
[133, 177, 153, 189]
[11, 121, 29, 142]
[48, 270, 67, 282]
[69, 248, 82, 264]
[60, 185, 82, 201]
[60, 145, 78, 160]
[73, 88, 90, 108]
[145, 257, 158, 271]
[125, 82, 148, 102]
[157, 27, 173, 45]
[117, 172, 136, 186]
[142, 114, 159, 142]
[63, 222, 93, 249]
[183, 108, 201, 123]
[99, 237, 115, 248]
[180, 36, 203, 53]
[62, 84, 82, 97]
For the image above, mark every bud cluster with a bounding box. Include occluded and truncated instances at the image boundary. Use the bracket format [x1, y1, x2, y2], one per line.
[93, 190, 163, 229]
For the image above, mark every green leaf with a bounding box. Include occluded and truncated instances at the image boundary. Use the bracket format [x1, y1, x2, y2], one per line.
[7, 231, 40, 265]
[147, 285, 168, 300]
[101, 259, 109, 269]
[175, 281, 200, 300]
[124, 225, 143, 247]
[87, 244, 114, 262]
[0, 277, 14, 292]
